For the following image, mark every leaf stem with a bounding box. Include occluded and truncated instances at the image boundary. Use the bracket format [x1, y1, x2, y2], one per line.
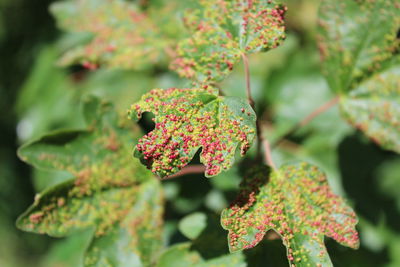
[162, 165, 206, 180]
[272, 96, 340, 147]
[241, 53, 276, 169]
[241, 53, 255, 109]
[260, 127, 277, 170]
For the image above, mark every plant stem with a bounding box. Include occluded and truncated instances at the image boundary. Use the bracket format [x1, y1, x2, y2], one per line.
[260, 129, 277, 170]
[241, 53, 255, 109]
[163, 165, 205, 180]
[241, 53, 276, 169]
[272, 96, 340, 147]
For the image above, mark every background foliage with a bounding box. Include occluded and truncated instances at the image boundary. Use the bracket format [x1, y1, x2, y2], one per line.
[0, 0, 399, 266]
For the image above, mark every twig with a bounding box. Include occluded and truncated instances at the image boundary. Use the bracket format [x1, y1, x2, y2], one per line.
[162, 165, 206, 180]
[273, 96, 340, 147]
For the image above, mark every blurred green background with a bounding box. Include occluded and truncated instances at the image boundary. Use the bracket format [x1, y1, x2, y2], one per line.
[0, 0, 399, 266]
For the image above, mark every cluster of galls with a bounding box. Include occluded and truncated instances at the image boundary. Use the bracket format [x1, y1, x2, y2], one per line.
[129, 88, 256, 178]
[221, 163, 360, 265]
[170, 0, 287, 84]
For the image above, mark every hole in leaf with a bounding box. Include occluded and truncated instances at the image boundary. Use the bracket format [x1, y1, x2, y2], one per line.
[137, 112, 155, 134]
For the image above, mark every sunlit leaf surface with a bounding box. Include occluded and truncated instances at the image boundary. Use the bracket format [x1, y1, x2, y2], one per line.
[128, 88, 256, 177]
[170, 0, 286, 83]
[221, 162, 359, 266]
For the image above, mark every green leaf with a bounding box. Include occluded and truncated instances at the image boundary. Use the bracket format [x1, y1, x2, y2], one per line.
[340, 65, 400, 153]
[170, 0, 286, 83]
[221, 162, 359, 266]
[128, 88, 257, 178]
[178, 212, 207, 240]
[17, 179, 132, 237]
[156, 243, 246, 267]
[50, 0, 170, 70]
[17, 97, 164, 266]
[318, 0, 400, 93]
[41, 229, 93, 267]
[84, 180, 163, 267]
[16, 47, 86, 142]
[318, 0, 400, 153]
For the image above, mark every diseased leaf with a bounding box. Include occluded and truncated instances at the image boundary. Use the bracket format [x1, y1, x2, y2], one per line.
[318, 0, 400, 153]
[50, 0, 170, 70]
[221, 162, 359, 266]
[84, 180, 163, 267]
[340, 65, 400, 153]
[17, 179, 135, 237]
[170, 0, 286, 83]
[318, 0, 400, 93]
[17, 97, 164, 266]
[128, 88, 257, 178]
[156, 243, 246, 267]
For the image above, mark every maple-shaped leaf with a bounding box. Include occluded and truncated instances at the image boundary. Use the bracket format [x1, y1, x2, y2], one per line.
[221, 162, 359, 266]
[170, 0, 286, 83]
[50, 0, 170, 70]
[318, 0, 400, 154]
[17, 97, 164, 266]
[128, 88, 256, 178]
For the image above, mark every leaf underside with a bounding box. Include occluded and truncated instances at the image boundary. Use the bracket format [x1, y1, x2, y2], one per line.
[17, 97, 164, 266]
[170, 0, 286, 83]
[128, 88, 257, 178]
[221, 162, 359, 266]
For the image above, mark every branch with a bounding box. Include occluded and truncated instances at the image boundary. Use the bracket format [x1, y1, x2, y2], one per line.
[273, 96, 340, 147]
[162, 165, 206, 180]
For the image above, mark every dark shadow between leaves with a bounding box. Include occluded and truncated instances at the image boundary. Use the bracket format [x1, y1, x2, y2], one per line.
[162, 150, 211, 245]
[190, 214, 230, 259]
[338, 132, 400, 232]
[326, 238, 389, 267]
[243, 230, 287, 267]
